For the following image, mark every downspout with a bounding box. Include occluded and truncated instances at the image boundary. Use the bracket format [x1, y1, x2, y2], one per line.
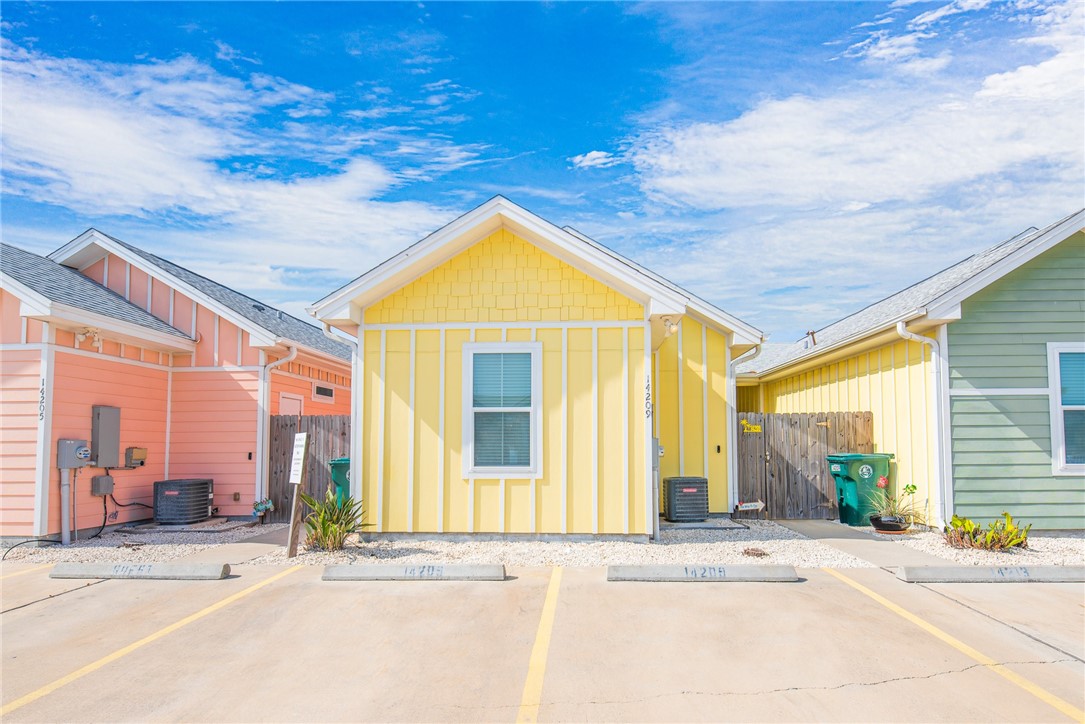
[728, 341, 762, 512]
[894, 322, 946, 527]
[258, 345, 298, 501]
[323, 323, 360, 500]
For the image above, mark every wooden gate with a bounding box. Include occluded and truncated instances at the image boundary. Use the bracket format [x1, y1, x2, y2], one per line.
[736, 412, 873, 519]
[266, 415, 351, 523]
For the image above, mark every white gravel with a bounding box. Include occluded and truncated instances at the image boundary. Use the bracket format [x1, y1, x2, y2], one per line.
[248, 520, 874, 568]
[860, 527, 1085, 566]
[1, 521, 288, 564]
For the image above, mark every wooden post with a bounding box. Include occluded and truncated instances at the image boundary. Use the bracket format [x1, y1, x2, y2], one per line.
[286, 432, 309, 559]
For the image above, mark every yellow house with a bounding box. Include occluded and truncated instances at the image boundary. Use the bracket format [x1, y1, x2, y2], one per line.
[310, 197, 762, 537]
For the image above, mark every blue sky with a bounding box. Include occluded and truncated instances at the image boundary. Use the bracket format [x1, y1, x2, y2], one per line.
[2, 1, 1082, 341]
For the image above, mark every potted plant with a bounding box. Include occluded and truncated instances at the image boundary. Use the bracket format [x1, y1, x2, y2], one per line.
[253, 498, 275, 519]
[867, 477, 917, 533]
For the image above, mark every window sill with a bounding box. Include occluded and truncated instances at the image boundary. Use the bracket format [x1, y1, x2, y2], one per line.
[464, 467, 542, 480]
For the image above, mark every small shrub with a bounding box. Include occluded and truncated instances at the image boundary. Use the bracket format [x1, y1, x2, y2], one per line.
[943, 512, 1031, 551]
[299, 486, 366, 551]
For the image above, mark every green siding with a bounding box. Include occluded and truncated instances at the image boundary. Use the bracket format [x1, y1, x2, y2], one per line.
[947, 232, 1085, 529]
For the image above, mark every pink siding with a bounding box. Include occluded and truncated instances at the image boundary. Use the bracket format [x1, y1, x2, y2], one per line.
[151, 278, 171, 322]
[218, 319, 241, 366]
[48, 351, 169, 535]
[241, 333, 261, 366]
[106, 254, 126, 296]
[173, 291, 194, 339]
[1, 289, 24, 344]
[0, 349, 41, 537]
[26, 320, 42, 345]
[194, 306, 215, 366]
[170, 370, 259, 515]
[129, 265, 150, 310]
[267, 351, 351, 416]
[83, 258, 106, 284]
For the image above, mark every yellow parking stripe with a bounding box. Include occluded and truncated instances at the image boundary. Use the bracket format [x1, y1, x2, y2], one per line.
[1, 565, 303, 716]
[517, 566, 563, 723]
[824, 568, 1085, 723]
[0, 564, 53, 580]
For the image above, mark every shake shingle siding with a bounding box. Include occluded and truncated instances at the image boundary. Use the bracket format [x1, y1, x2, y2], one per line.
[948, 231, 1085, 529]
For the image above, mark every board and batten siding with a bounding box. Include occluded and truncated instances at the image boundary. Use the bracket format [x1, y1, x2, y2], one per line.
[653, 317, 731, 513]
[359, 228, 650, 535]
[759, 338, 936, 519]
[948, 231, 1085, 529]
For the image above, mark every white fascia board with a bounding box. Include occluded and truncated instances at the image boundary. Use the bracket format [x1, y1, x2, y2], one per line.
[278, 339, 352, 371]
[306, 301, 361, 328]
[925, 209, 1085, 321]
[41, 303, 195, 352]
[310, 196, 692, 320]
[1, 272, 53, 315]
[685, 299, 763, 346]
[753, 310, 926, 380]
[50, 230, 279, 349]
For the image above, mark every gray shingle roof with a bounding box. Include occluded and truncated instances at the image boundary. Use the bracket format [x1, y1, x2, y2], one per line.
[1, 243, 192, 340]
[100, 234, 350, 361]
[736, 219, 1060, 376]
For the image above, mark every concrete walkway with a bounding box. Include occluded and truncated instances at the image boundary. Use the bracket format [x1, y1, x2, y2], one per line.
[777, 519, 948, 567]
[173, 526, 288, 565]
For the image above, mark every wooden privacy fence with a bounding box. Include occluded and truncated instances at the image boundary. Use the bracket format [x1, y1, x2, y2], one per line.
[736, 412, 873, 520]
[267, 415, 351, 523]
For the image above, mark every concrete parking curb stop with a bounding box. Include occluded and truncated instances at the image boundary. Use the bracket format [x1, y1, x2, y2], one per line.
[322, 564, 506, 581]
[49, 563, 231, 580]
[896, 565, 1085, 583]
[607, 564, 798, 582]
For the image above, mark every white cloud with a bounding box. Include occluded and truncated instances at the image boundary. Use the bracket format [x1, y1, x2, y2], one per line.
[570, 150, 621, 169]
[0, 40, 459, 276]
[628, 2, 1082, 213]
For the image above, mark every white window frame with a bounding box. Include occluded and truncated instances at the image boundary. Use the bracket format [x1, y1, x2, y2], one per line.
[1047, 342, 1085, 476]
[311, 381, 336, 405]
[462, 341, 543, 479]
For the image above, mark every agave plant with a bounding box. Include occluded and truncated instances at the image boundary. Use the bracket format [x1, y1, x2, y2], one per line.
[299, 485, 366, 551]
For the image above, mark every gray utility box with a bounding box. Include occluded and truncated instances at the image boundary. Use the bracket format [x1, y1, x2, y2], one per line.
[91, 405, 121, 468]
[90, 475, 115, 496]
[153, 479, 214, 525]
[662, 477, 709, 522]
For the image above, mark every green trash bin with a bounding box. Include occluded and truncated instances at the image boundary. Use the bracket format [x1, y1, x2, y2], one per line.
[328, 457, 351, 507]
[826, 453, 894, 526]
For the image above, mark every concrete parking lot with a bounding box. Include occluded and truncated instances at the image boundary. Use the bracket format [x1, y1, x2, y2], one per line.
[2, 561, 1083, 723]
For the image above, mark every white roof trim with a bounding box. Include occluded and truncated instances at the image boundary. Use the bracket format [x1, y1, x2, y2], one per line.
[0, 271, 52, 316]
[310, 196, 762, 344]
[50, 230, 279, 348]
[924, 209, 1085, 321]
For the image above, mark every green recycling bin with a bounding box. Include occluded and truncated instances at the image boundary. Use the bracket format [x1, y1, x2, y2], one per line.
[328, 457, 351, 507]
[826, 453, 894, 526]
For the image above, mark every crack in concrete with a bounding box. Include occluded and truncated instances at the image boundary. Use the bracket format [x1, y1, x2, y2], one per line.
[515, 658, 1082, 709]
[917, 583, 1085, 663]
[428, 658, 1081, 714]
[1, 579, 108, 614]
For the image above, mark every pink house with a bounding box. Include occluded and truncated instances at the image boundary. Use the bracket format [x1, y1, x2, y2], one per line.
[0, 230, 351, 541]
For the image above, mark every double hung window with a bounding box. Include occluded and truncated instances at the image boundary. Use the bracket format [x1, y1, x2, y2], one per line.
[463, 342, 542, 478]
[1049, 343, 1085, 474]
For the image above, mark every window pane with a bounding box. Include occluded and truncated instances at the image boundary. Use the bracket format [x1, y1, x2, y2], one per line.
[473, 353, 531, 407]
[1065, 410, 1085, 465]
[1060, 353, 1085, 406]
[474, 412, 531, 467]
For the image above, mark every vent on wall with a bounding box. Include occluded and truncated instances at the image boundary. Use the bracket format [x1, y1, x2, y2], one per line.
[312, 383, 335, 403]
[153, 479, 213, 525]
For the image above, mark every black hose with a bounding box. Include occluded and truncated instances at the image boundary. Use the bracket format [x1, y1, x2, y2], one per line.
[88, 495, 108, 540]
[109, 493, 152, 509]
[1, 538, 60, 561]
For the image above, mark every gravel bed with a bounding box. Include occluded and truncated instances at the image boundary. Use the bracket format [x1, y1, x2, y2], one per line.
[1, 522, 288, 564]
[860, 527, 1085, 566]
[247, 520, 874, 568]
